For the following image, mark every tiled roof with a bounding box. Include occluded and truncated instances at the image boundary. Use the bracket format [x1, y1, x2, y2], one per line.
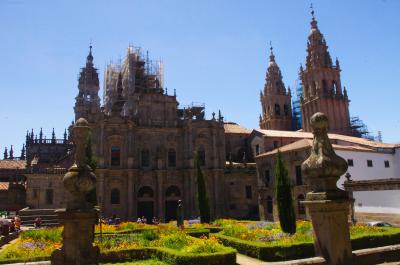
[224, 122, 251, 134]
[254, 129, 399, 149]
[0, 160, 27, 170]
[0, 182, 9, 190]
[257, 139, 378, 158]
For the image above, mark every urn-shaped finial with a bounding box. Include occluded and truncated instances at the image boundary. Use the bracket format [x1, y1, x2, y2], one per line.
[63, 118, 96, 210]
[301, 113, 348, 193]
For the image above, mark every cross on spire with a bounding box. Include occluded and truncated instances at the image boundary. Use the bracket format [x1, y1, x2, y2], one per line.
[269, 41, 275, 62]
[310, 3, 315, 20]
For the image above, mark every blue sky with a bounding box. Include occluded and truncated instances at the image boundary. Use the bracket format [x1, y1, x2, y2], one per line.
[1, 0, 400, 156]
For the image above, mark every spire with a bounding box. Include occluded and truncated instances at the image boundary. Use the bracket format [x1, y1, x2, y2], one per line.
[336, 57, 340, 70]
[39, 128, 43, 143]
[269, 41, 275, 63]
[310, 3, 318, 29]
[343, 86, 348, 98]
[21, 144, 26, 160]
[52, 128, 56, 142]
[64, 129, 67, 142]
[3, 147, 8, 159]
[86, 45, 93, 65]
[305, 4, 333, 70]
[9, 145, 14, 159]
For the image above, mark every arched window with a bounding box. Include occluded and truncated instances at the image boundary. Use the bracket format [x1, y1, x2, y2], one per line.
[111, 146, 121, 166]
[138, 186, 154, 198]
[110, 189, 120, 204]
[267, 196, 273, 214]
[168, 149, 176, 167]
[141, 149, 150, 168]
[197, 147, 205, 166]
[166, 185, 181, 197]
[274, 104, 280, 115]
[298, 194, 305, 215]
[284, 104, 289, 116]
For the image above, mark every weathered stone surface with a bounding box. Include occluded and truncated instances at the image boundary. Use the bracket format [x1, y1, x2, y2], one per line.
[302, 112, 352, 265]
[51, 118, 99, 265]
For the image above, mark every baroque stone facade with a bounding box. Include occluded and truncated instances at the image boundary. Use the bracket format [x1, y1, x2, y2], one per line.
[74, 46, 237, 221]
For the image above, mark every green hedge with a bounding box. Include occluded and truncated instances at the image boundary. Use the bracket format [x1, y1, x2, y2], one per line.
[100, 247, 153, 263]
[152, 247, 236, 265]
[352, 231, 400, 250]
[214, 233, 314, 261]
[184, 228, 210, 238]
[214, 231, 400, 262]
[0, 245, 236, 265]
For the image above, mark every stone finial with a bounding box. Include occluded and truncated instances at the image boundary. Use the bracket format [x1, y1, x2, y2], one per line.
[63, 118, 96, 210]
[301, 112, 348, 193]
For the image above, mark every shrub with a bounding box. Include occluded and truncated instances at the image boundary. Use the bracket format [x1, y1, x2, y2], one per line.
[196, 156, 210, 223]
[274, 151, 296, 234]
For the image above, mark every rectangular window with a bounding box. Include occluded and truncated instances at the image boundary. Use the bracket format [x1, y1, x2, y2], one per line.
[46, 189, 53, 205]
[384, 160, 390, 168]
[141, 149, 150, 168]
[367, 160, 373, 167]
[245, 186, 252, 199]
[255, 144, 260, 156]
[347, 159, 354, 167]
[111, 146, 121, 166]
[264, 170, 270, 187]
[273, 141, 279, 149]
[168, 149, 176, 167]
[295, 165, 303, 185]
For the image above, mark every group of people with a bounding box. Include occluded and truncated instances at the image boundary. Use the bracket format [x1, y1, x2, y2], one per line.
[136, 216, 159, 225]
[0, 215, 21, 236]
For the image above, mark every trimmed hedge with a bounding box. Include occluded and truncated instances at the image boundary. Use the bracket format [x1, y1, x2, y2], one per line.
[152, 247, 236, 265]
[214, 233, 314, 261]
[0, 247, 236, 265]
[214, 231, 400, 262]
[352, 231, 400, 250]
[184, 228, 210, 238]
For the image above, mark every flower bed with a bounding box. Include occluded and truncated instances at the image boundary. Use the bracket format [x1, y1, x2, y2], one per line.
[212, 219, 400, 261]
[0, 226, 236, 265]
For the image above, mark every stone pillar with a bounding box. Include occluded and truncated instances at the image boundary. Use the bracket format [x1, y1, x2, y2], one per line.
[51, 118, 99, 265]
[127, 171, 133, 220]
[301, 112, 353, 265]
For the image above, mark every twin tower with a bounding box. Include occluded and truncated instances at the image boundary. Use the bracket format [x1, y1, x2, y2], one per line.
[259, 11, 351, 135]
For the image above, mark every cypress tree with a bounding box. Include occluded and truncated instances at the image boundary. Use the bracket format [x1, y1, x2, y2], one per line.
[85, 133, 97, 205]
[195, 156, 210, 223]
[274, 151, 296, 234]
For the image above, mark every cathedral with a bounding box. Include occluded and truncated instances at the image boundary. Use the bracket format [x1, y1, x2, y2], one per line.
[0, 8, 371, 224]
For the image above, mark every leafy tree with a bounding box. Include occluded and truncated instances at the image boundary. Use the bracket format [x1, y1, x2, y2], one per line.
[274, 151, 296, 234]
[85, 133, 97, 205]
[196, 155, 210, 223]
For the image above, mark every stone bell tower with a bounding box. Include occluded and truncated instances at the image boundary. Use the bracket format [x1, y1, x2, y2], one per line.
[259, 45, 293, 130]
[299, 8, 351, 135]
[74, 46, 101, 123]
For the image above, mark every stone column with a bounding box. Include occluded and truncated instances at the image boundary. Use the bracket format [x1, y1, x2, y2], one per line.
[127, 171, 133, 220]
[301, 112, 353, 265]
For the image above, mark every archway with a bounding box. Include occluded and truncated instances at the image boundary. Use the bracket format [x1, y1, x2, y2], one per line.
[137, 186, 154, 223]
[165, 185, 181, 222]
